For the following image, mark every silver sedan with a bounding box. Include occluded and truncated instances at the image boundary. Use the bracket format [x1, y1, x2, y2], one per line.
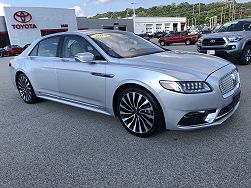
[9, 30, 241, 137]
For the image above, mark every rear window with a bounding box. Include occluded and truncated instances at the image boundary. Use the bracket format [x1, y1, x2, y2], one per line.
[29, 37, 60, 57]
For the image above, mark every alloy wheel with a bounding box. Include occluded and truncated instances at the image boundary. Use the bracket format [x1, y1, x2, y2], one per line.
[119, 91, 155, 134]
[17, 74, 33, 102]
[245, 49, 251, 63]
[185, 39, 191, 45]
[160, 41, 165, 46]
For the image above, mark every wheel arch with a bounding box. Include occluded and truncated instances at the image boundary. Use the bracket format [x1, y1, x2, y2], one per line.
[112, 82, 165, 126]
[243, 40, 251, 50]
[15, 70, 26, 86]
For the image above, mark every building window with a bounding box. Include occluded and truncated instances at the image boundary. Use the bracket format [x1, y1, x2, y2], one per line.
[146, 24, 153, 34]
[173, 23, 178, 32]
[181, 23, 186, 31]
[164, 23, 171, 32]
[156, 24, 162, 32]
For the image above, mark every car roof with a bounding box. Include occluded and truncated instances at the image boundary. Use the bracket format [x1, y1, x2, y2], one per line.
[39, 29, 130, 40]
[225, 18, 251, 23]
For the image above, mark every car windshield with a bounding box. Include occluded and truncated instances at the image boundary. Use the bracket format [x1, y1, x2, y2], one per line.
[89, 32, 165, 58]
[217, 21, 251, 32]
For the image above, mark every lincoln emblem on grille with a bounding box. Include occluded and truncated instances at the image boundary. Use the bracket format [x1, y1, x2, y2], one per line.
[210, 39, 215, 43]
[231, 73, 237, 86]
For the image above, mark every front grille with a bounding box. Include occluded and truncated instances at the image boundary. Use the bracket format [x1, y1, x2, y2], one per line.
[202, 38, 226, 46]
[219, 69, 239, 96]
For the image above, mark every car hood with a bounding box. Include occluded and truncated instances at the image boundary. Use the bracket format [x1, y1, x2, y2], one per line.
[202, 31, 245, 38]
[120, 51, 230, 81]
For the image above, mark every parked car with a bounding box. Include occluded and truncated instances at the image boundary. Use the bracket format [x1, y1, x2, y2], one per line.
[159, 31, 199, 46]
[137, 33, 150, 41]
[10, 30, 240, 137]
[3, 45, 23, 56]
[0, 48, 4, 57]
[153, 31, 167, 39]
[199, 30, 212, 35]
[197, 18, 251, 65]
[23, 44, 31, 50]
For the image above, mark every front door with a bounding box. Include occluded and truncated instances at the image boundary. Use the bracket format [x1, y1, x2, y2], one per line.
[55, 35, 107, 108]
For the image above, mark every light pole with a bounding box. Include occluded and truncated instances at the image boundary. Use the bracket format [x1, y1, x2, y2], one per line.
[131, 2, 137, 17]
[131, 2, 137, 34]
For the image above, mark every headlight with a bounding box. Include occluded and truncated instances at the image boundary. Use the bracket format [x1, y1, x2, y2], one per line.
[159, 81, 212, 94]
[227, 35, 243, 42]
[197, 38, 202, 44]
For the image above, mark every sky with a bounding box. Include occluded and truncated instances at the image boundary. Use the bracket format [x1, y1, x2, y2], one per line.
[0, 0, 250, 17]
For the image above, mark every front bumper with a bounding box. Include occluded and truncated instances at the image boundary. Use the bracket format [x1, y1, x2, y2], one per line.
[158, 64, 241, 130]
[197, 41, 242, 58]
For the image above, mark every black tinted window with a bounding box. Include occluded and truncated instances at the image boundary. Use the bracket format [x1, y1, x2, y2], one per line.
[243, 22, 251, 31]
[37, 37, 60, 57]
[62, 35, 105, 60]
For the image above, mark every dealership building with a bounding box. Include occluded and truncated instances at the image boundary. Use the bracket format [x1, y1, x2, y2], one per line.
[0, 7, 187, 47]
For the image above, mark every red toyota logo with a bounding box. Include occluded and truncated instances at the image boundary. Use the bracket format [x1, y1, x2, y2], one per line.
[13, 11, 32, 23]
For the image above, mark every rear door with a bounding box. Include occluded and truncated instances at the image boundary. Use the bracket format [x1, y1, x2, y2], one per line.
[26, 36, 61, 96]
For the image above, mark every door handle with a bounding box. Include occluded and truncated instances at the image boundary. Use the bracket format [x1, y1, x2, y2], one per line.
[91, 72, 114, 78]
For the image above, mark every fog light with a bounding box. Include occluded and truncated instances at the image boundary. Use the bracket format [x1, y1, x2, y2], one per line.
[178, 110, 216, 126]
[232, 45, 236, 49]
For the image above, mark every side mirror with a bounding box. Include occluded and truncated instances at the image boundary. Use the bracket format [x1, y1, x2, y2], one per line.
[74, 52, 94, 63]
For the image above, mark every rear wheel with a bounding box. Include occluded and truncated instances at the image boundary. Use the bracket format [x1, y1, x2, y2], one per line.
[160, 41, 165, 46]
[239, 45, 251, 65]
[117, 87, 163, 137]
[185, 39, 191, 45]
[16, 73, 39, 104]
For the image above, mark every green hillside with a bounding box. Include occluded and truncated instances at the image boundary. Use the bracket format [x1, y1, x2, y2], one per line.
[92, 1, 251, 25]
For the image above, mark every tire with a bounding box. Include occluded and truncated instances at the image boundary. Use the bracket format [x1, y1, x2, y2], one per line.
[16, 73, 39, 104]
[160, 41, 165, 46]
[117, 87, 164, 137]
[185, 39, 191, 45]
[239, 45, 251, 65]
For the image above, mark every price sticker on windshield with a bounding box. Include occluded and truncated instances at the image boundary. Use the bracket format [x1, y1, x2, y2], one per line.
[91, 34, 111, 39]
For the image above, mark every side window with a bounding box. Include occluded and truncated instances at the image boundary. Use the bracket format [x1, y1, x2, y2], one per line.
[37, 37, 60, 57]
[29, 45, 38, 56]
[243, 22, 251, 31]
[62, 35, 105, 61]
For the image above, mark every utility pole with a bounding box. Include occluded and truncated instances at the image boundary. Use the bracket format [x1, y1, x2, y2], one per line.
[221, 7, 224, 24]
[131, 2, 137, 17]
[193, 4, 195, 15]
[198, 3, 201, 16]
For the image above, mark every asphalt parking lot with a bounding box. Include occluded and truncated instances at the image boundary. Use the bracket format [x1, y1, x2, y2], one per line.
[0, 45, 250, 187]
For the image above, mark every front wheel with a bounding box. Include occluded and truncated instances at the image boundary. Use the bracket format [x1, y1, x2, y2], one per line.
[239, 45, 251, 65]
[185, 39, 191, 45]
[160, 41, 165, 46]
[117, 87, 163, 137]
[16, 73, 39, 104]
